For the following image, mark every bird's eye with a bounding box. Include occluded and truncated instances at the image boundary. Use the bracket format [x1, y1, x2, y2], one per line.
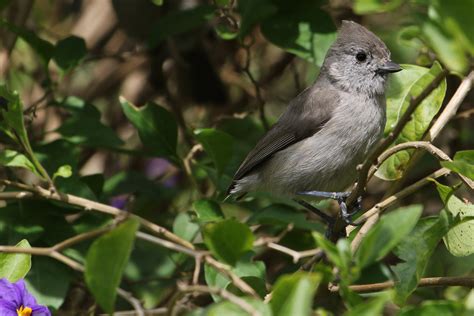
[356, 52, 367, 62]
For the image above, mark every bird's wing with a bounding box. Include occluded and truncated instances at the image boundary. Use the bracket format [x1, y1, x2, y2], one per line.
[230, 85, 336, 185]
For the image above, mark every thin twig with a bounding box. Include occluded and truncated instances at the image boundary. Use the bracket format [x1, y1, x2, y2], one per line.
[0, 244, 146, 313]
[177, 282, 261, 316]
[349, 167, 451, 252]
[329, 276, 474, 293]
[0, 179, 194, 249]
[267, 243, 322, 264]
[368, 141, 474, 189]
[242, 43, 269, 130]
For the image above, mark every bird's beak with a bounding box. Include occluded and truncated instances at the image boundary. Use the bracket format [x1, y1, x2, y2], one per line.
[377, 61, 402, 74]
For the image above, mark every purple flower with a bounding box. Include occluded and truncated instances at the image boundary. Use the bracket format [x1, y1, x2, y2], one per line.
[0, 279, 50, 316]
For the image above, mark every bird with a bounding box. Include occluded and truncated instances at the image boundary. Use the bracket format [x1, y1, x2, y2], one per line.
[227, 20, 402, 224]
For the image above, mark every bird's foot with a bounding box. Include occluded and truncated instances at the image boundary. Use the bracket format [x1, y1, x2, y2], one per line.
[297, 191, 363, 226]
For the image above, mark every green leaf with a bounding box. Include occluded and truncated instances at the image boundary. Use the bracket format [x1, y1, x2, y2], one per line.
[418, 1, 474, 74]
[120, 98, 178, 162]
[85, 218, 139, 313]
[53, 36, 87, 71]
[193, 199, 225, 223]
[356, 205, 423, 269]
[25, 257, 73, 309]
[149, 5, 215, 47]
[53, 165, 72, 180]
[248, 204, 324, 231]
[435, 181, 474, 257]
[313, 232, 350, 271]
[0, 239, 31, 282]
[392, 211, 452, 305]
[173, 212, 200, 242]
[353, 0, 404, 14]
[344, 291, 392, 316]
[376, 62, 447, 180]
[260, 0, 337, 66]
[238, 0, 277, 38]
[399, 300, 464, 316]
[207, 297, 272, 316]
[205, 259, 266, 301]
[194, 128, 234, 176]
[0, 149, 38, 175]
[0, 19, 54, 64]
[270, 272, 322, 316]
[203, 219, 254, 265]
[0, 85, 49, 180]
[57, 99, 124, 149]
[441, 150, 474, 181]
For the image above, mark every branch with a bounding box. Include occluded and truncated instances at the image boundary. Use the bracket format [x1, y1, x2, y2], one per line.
[350, 167, 451, 252]
[242, 43, 269, 130]
[266, 243, 322, 264]
[136, 231, 259, 298]
[0, 244, 146, 314]
[0, 179, 194, 249]
[177, 282, 261, 316]
[368, 141, 474, 189]
[329, 276, 474, 293]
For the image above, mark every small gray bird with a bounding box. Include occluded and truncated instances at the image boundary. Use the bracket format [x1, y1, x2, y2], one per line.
[227, 21, 401, 222]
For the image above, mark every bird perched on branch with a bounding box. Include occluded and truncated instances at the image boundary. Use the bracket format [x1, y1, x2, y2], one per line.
[227, 20, 402, 225]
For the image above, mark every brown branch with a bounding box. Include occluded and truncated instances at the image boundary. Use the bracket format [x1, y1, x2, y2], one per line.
[242, 43, 269, 130]
[136, 231, 258, 298]
[177, 282, 261, 316]
[0, 179, 194, 249]
[329, 276, 474, 293]
[0, 238, 147, 313]
[349, 167, 451, 252]
[368, 141, 473, 189]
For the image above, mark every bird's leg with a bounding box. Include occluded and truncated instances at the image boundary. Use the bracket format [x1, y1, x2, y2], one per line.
[297, 191, 363, 226]
[294, 199, 335, 237]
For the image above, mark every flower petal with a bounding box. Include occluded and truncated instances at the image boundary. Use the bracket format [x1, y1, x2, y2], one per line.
[32, 305, 51, 316]
[0, 279, 21, 304]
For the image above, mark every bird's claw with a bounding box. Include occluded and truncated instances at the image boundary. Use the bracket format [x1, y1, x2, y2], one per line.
[298, 190, 363, 227]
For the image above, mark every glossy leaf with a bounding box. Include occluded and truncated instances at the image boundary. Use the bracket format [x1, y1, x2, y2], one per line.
[173, 212, 199, 242]
[392, 211, 452, 305]
[0, 239, 31, 282]
[149, 5, 215, 47]
[85, 218, 139, 313]
[435, 181, 474, 257]
[376, 62, 446, 180]
[353, 0, 404, 14]
[0, 19, 54, 64]
[53, 36, 87, 71]
[419, 1, 474, 74]
[344, 291, 392, 316]
[203, 219, 254, 265]
[53, 165, 72, 180]
[193, 199, 225, 223]
[25, 257, 73, 309]
[120, 98, 178, 162]
[356, 205, 423, 269]
[270, 272, 322, 316]
[441, 150, 474, 181]
[248, 204, 324, 232]
[0, 149, 38, 175]
[58, 101, 124, 149]
[194, 128, 234, 176]
[205, 259, 266, 301]
[260, 0, 336, 66]
[399, 301, 464, 316]
[238, 0, 277, 38]
[207, 297, 272, 316]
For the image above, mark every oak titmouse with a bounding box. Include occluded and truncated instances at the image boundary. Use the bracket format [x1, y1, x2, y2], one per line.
[228, 21, 401, 218]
